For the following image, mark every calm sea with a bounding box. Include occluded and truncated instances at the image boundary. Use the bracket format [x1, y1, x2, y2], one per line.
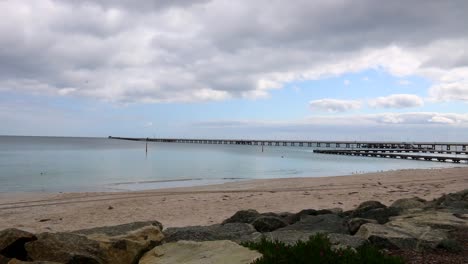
[0, 136, 462, 192]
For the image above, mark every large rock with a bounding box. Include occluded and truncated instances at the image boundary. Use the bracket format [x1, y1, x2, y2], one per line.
[428, 189, 468, 210]
[356, 222, 448, 250]
[0, 229, 36, 261]
[222, 209, 260, 224]
[251, 216, 287, 232]
[347, 218, 378, 235]
[278, 214, 348, 234]
[164, 223, 258, 243]
[390, 197, 427, 210]
[26, 222, 164, 264]
[139, 240, 262, 264]
[388, 210, 468, 231]
[327, 233, 367, 249]
[25, 232, 104, 264]
[73, 221, 164, 247]
[350, 201, 400, 224]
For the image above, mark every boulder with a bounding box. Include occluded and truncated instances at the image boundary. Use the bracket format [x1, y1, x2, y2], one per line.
[0, 229, 36, 261]
[139, 240, 262, 264]
[327, 233, 367, 249]
[356, 201, 387, 211]
[164, 223, 258, 243]
[73, 221, 164, 247]
[347, 218, 378, 235]
[350, 203, 400, 224]
[251, 216, 287, 232]
[26, 222, 164, 264]
[25, 232, 104, 264]
[356, 223, 447, 250]
[390, 197, 427, 210]
[388, 210, 468, 231]
[428, 189, 468, 209]
[278, 214, 348, 234]
[222, 209, 260, 224]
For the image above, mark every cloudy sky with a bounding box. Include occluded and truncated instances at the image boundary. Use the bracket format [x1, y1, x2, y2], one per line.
[1, 0, 468, 141]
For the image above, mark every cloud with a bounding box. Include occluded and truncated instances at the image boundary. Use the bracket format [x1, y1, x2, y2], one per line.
[0, 1, 468, 103]
[429, 82, 468, 102]
[194, 112, 468, 128]
[344, 80, 351, 86]
[309, 99, 362, 112]
[369, 94, 424, 108]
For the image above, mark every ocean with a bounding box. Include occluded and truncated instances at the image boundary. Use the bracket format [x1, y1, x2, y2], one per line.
[0, 136, 462, 192]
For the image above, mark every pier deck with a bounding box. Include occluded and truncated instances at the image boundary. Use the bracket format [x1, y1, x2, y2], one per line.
[109, 136, 468, 163]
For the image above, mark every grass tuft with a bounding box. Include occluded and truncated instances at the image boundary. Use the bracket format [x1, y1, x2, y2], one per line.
[243, 233, 404, 264]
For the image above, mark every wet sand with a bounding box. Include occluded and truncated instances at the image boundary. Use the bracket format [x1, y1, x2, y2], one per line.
[0, 167, 467, 233]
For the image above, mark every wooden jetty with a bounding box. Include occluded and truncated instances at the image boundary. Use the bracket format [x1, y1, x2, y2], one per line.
[313, 149, 468, 163]
[109, 136, 468, 163]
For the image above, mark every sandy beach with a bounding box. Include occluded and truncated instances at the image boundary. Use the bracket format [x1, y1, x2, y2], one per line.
[0, 167, 467, 233]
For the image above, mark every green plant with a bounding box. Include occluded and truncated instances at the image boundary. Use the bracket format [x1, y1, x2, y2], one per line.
[242, 233, 404, 264]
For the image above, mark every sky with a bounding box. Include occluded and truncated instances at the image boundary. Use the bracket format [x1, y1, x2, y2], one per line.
[1, 0, 468, 141]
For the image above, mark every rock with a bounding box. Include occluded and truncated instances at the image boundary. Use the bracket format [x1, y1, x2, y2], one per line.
[222, 209, 260, 224]
[164, 223, 258, 243]
[428, 189, 468, 209]
[347, 218, 378, 235]
[26, 222, 164, 264]
[0, 229, 36, 261]
[390, 197, 427, 210]
[251, 216, 287, 232]
[327, 233, 367, 249]
[284, 209, 339, 224]
[73, 221, 164, 246]
[278, 214, 348, 234]
[356, 201, 387, 211]
[73, 221, 163, 238]
[25, 232, 104, 264]
[388, 210, 468, 231]
[350, 203, 400, 224]
[355, 223, 447, 250]
[139, 240, 262, 264]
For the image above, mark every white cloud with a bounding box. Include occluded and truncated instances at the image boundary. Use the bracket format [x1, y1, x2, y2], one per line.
[428, 82, 468, 102]
[344, 79, 351, 86]
[369, 94, 424, 109]
[0, 1, 468, 103]
[309, 99, 361, 113]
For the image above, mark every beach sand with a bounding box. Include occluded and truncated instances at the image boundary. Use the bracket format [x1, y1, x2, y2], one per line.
[0, 167, 467, 233]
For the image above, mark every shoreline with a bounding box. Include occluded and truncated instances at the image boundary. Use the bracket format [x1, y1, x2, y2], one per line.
[0, 167, 467, 233]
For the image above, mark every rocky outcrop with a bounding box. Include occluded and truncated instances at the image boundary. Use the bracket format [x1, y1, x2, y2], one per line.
[25, 222, 164, 264]
[350, 201, 400, 224]
[390, 197, 427, 210]
[0, 229, 36, 261]
[347, 218, 378, 235]
[355, 222, 447, 250]
[279, 214, 348, 234]
[164, 223, 258, 243]
[222, 209, 260, 224]
[427, 189, 468, 210]
[251, 216, 287, 232]
[139, 240, 261, 264]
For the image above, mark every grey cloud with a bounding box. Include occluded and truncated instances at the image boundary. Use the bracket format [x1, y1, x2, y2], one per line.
[309, 99, 362, 112]
[1, 0, 468, 103]
[369, 94, 424, 109]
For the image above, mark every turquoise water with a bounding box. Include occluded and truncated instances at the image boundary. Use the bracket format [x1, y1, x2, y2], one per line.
[0, 136, 463, 192]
